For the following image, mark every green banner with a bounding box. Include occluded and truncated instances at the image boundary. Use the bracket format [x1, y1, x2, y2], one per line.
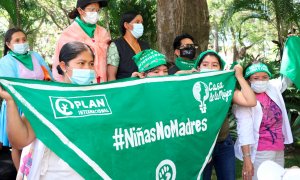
[0, 71, 236, 179]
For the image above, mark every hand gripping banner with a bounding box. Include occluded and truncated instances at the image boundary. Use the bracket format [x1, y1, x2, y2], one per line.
[0, 71, 236, 179]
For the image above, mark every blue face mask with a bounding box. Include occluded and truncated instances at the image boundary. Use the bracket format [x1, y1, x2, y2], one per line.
[68, 68, 96, 85]
[13, 43, 29, 54]
[131, 23, 144, 39]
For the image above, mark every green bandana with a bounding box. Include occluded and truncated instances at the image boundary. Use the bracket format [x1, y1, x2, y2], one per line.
[175, 57, 195, 70]
[75, 17, 96, 38]
[133, 49, 167, 72]
[244, 63, 272, 79]
[9, 51, 33, 70]
[194, 50, 226, 70]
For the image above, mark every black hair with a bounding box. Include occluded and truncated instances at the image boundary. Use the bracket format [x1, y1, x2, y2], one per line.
[68, 3, 91, 19]
[3, 28, 26, 56]
[57, 41, 94, 75]
[197, 52, 222, 69]
[120, 11, 139, 36]
[173, 33, 194, 50]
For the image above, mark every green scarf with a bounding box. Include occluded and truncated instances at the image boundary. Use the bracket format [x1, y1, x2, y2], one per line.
[9, 51, 33, 70]
[175, 57, 195, 70]
[75, 17, 96, 38]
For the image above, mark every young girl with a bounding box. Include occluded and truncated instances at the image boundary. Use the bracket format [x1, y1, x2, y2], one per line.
[233, 62, 293, 180]
[0, 41, 95, 179]
[194, 50, 257, 180]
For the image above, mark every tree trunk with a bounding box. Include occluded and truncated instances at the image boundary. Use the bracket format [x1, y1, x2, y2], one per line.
[213, 23, 219, 52]
[157, 0, 210, 62]
[15, 0, 21, 28]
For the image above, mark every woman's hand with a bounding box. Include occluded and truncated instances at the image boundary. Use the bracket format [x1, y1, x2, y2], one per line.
[131, 72, 145, 79]
[234, 64, 244, 79]
[0, 86, 13, 102]
[175, 68, 198, 75]
[242, 157, 254, 180]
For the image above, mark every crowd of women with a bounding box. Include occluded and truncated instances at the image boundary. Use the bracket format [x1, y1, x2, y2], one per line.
[0, 0, 296, 179]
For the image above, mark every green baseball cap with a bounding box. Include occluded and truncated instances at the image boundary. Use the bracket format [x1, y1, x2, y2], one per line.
[133, 49, 167, 72]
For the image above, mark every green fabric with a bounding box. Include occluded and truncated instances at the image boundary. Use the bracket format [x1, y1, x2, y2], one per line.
[0, 71, 236, 179]
[280, 36, 300, 89]
[244, 63, 272, 79]
[133, 49, 166, 72]
[194, 50, 226, 70]
[8, 51, 33, 70]
[175, 57, 195, 70]
[75, 17, 96, 38]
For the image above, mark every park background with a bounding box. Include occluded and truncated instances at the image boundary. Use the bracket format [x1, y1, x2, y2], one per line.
[0, 0, 299, 179]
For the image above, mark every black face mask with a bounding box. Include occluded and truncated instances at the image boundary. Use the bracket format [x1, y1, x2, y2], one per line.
[180, 47, 196, 60]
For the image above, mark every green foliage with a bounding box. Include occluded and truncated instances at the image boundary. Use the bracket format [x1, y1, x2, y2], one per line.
[0, 0, 18, 26]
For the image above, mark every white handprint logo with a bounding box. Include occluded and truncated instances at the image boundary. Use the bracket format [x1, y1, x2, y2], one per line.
[193, 81, 210, 113]
[156, 160, 176, 180]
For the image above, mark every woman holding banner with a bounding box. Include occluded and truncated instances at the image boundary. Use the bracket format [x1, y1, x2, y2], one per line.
[194, 50, 257, 180]
[233, 62, 293, 180]
[52, 0, 110, 83]
[0, 28, 52, 173]
[0, 41, 95, 179]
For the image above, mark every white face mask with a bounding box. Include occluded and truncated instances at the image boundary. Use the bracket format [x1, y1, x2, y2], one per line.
[13, 43, 29, 54]
[199, 68, 218, 73]
[68, 68, 96, 85]
[131, 23, 144, 39]
[83, 12, 99, 24]
[251, 80, 269, 93]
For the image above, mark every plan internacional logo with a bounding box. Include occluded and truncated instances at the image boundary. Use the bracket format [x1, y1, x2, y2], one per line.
[50, 95, 112, 119]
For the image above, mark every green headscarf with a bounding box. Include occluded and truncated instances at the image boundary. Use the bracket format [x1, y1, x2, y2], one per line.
[9, 51, 33, 70]
[75, 17, 96, 38]
[175, 57, 195, 70]
[193, 50, 226, 70]
[133, 49, 167, 72]
[244, 62, 272, 79]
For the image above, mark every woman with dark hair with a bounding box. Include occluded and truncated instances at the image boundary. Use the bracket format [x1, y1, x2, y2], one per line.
[107, 11, 150, 81]
[0, 28, 52, 172]
[234, 62, 293, 180]
[194, 50, 257, 180]
[0, 41, 94, 179]
[52, 0, 110, 83]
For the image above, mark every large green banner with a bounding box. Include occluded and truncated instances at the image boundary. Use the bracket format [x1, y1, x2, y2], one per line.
[0, 71, 236, 179]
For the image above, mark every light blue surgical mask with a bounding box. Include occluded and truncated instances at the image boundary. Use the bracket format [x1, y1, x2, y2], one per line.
[131, 23, 144, 39]
[68, 68, 96, 85]
[13, 43, 29, 54]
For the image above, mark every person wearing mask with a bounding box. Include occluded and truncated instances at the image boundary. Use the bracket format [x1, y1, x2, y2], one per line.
[0, 28, 52, 172]
[0, 41, 95, 179]
[194, 50, 257, 180]
[52, 0, 110, 83]
[107, 11, 150, 81]
[168, 33, 198, 75]
[233, 62, 293, 180]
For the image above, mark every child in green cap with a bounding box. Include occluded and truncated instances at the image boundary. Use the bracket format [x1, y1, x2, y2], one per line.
[195, 50, 257, 180]
[132, 49, 168, 78]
